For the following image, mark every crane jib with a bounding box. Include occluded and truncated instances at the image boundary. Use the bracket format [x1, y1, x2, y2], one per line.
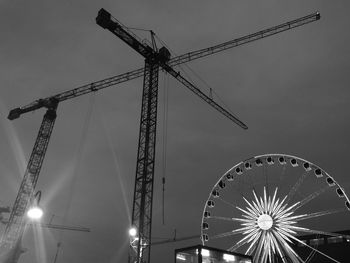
[8, 12, 320, 120]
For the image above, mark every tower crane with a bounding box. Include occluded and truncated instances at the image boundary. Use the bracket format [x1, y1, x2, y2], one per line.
[96, 10, 320, 263]
[1, 9, 320, 263]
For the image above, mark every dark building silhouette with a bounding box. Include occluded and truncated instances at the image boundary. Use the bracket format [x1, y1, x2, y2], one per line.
[175, 245, 252, 263]
[175, 231, 350, 262]
[276, 230, 350, 262]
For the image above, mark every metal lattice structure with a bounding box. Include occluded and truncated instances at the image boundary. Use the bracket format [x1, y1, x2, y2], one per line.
[0, 100, 58, 262]
[131, 61, 160, 261]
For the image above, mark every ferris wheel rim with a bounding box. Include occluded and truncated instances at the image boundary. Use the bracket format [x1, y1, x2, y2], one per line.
[200, 153, 350, 262]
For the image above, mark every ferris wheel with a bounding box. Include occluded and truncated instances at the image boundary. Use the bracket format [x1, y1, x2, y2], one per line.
[201, 154, 350, 263]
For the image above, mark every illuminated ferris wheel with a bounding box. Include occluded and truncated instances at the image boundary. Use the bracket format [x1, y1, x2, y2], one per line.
[201, 154, 350, 263]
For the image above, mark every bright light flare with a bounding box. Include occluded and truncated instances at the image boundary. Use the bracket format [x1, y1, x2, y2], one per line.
[195, 248, 210, 257]
[201, 249, 210, 257]
[27, 206, 43, 220]
[129, 227, 137, 237]
[223, 253, 236, 261]
[176, 254, 186, 261]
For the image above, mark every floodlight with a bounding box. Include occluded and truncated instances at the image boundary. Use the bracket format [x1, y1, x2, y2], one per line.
[27, 206, 43, 220]
[129, 227, 137, 237]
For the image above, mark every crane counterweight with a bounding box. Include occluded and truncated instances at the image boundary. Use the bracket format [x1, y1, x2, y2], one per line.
[157, 47, 171, 63]
[7, 108, 21, 120]
[95, 8, 112, 29]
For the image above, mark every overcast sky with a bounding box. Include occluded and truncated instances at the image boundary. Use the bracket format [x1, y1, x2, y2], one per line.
[0, 0, 350, 262]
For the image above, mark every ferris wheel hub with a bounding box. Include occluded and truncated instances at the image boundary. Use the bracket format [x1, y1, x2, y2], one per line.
[257, 214, 273, 230]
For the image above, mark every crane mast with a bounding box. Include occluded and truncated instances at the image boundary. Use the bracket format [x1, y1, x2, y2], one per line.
[132, 60, 159, 262]
[3, 9, 320, 263]
[96, 8, 173, 262]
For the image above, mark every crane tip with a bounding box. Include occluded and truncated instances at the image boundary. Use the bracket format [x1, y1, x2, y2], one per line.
[8, 108, 21, 120]
[316, 12, 321, 20]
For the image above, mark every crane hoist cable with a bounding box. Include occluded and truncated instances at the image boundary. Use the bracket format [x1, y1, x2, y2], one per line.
[155, 34, 239, 118]
[52, 242, 61, 263]
[96, 96, 131, 223]
[161, 73, 169, 226]
[58, 93, 96, 244]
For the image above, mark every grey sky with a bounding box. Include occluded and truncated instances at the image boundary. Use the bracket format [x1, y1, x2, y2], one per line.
[0, 0, 350, 262]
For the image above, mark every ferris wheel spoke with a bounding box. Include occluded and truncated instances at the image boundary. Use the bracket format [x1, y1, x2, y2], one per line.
[243, 196, 261, 216]
[236, 206, 256, 220]
[245, 231, 261, 255]
[252, 237, 264, 263]
[254, 232, 273, 263]
[269, 188, 278, 212]
[217, 197, 235, 208]
[289, 234, 342, 263]
[252, 189, 265, 212]
[227, 240, 246, 253]
[217, 196, 242, 209]
[286, 171, 307, 203]
[292, 227, 350, 239]
[252, 233, 267, 263]
[275, 227, 295, 244]
[230, 217, 253, 223]
[294, 208, 347, 222]
[272, 195, 287, 215]
[210, 228, 246, 240]
[293, 186, 330, 212]
[228, 164, 254, 193]
[263, 187, 268, 212]
[266, 231, 275, 262]
[263, 165, 270, 198]
[275, 201, 299, 219]
[305, 249, 317, 262]
[269, 231, 290, 263]
[227, 228, 261, 253]
[279, 164, 287, 185]
[282, 243, 304, 263]
[209, 215, 242, 222]
[208, 215, 256, 225]
[272, 230, 305, 263]
[220, 188, 264, 216]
